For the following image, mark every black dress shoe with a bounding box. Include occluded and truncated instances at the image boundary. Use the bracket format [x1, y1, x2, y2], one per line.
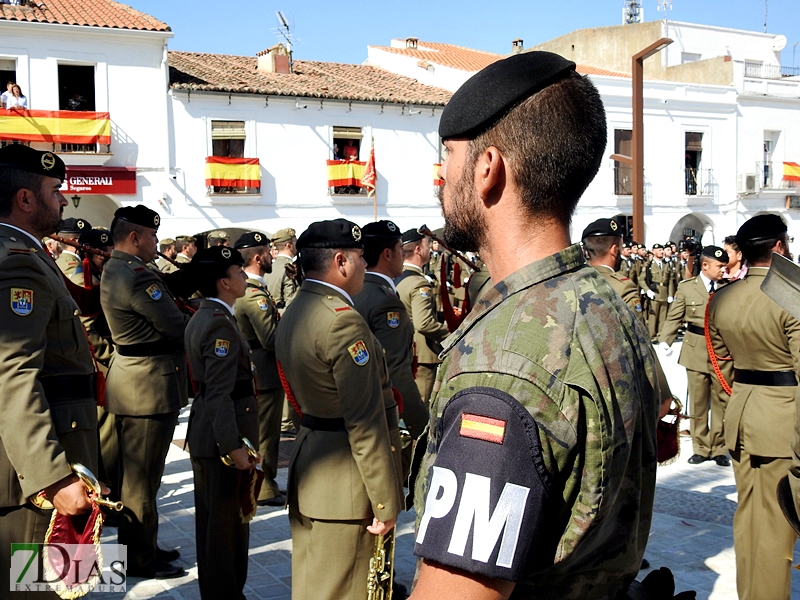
[156, 547, 180, 562]
[257, 493, 286, 507]
[127, 559, 185, 580]
[713, 455, 731, 467]
[687, 454, 710, 464]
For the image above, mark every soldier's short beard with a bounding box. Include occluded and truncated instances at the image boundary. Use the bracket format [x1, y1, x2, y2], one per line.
[438, 162, 486, 253]
[31, 188, 62, 239]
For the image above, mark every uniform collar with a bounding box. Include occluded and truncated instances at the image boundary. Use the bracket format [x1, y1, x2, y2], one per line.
[746, 266, 769, 278]
[304, 278, 353, 305]
[442, 244, 586, 355]
[206, 296, 235, 315]
[402, 262, 424, 274]
[0, 222, 43, 248]
[244, 271, 267, 287]
[366, 270, 397, 293]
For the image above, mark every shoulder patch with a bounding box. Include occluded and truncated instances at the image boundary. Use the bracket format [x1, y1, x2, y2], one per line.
[257, 297, 268, 311]
[214, 339, 230, 357]
[347, 340, 370, 366]
[387, 311, 400, 328]
[419, 287, 432, 298]
[145, 284, 162, 300]
[10, 288, 33, 316]
[460, 413, 506, 444]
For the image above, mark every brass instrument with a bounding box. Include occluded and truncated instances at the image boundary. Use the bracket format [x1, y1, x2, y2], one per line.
[221, 436, 260, 468]
[30, 463, 123, 511]
[367, 528, 396, 600]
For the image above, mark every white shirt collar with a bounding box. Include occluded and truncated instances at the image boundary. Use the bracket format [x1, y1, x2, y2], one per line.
[402, 262, 423, 273]
[305, 278, 353, 305]
[177, 253, 191, 260]
[698, 271, 714, 291]
[207, 297, 235, 315]
[0, 223, 43, 248]
[244, 271, 267, 287]
[367, 270, 397, 293]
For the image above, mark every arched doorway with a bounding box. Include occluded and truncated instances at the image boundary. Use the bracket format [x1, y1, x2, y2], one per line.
[669, 213, 717, 248]
[60, 194, 121, 230]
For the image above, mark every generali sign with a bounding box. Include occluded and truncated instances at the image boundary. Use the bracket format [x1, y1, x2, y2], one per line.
[64, 166, 137, 195]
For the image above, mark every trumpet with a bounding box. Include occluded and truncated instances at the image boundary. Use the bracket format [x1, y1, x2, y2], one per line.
[29, 463, 123, 511]
[221, 436, 260, 468]
[367, 528, 396, 600]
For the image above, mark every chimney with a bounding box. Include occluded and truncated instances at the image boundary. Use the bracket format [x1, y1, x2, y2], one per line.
[257, 43, 291, 74]
[405, 37, 419, 50]
[512, 39, 524, 54]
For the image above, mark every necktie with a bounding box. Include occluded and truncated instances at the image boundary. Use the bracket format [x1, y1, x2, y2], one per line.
[709, 281, 715, 293]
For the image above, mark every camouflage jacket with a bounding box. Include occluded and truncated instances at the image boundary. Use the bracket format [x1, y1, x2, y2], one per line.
[412, 244, 660, 599]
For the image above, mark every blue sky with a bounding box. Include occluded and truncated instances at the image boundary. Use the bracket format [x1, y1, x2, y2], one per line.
[130, 0, 800, 67]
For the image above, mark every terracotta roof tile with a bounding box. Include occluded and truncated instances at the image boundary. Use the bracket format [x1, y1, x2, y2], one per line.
[0, 0, 170, 32]
[577, 64, 631, 78]
[168, 51, 452, 106]
[370, 41, 502, 72]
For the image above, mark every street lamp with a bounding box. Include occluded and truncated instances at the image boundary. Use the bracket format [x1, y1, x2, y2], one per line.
[71, 195, 81, 208]
[611, 37, 673, 244]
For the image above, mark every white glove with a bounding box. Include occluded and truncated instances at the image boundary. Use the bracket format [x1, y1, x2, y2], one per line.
[646, 289, 656, 300]
[667, 296, 674, 303]
[658, 342, 673, 357]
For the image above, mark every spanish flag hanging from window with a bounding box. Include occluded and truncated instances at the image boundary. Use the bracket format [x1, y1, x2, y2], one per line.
[326, 160, 366, 187]
[204, 157, 261, 187]
[784, 162, 800, 182]
[0, 109, 111, 144]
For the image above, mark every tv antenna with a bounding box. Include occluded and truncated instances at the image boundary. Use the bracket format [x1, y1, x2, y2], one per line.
[274, 11, 293, 54]
[623, 0, 643, 24]
[656, 0, 673, 21]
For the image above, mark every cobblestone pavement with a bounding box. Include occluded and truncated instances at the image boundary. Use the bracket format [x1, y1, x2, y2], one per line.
[95, 341, 800, 599]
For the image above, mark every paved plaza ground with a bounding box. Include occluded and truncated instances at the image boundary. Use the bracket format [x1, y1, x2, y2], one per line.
[97, 342, 800, 599]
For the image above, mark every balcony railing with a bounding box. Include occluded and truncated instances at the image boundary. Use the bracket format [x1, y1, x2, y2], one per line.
[0, 108, 111, 153]
[744, 62, 800, 79]
[614, 164, 632, 196]
[758, 161, 799, 189]
[684, 167, 713, 196]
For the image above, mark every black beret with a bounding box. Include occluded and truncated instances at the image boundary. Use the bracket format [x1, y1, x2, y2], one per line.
[191, 245, 244, 268]
[581, 218, 622, 240]
[439, 51, 576, 140]
[58, 217, 92, 235]
[0, 144, 66, 181]
[736, 214, 788, 244]
[234, 231, 270, 249]
[362, 220, 402, 241]
[700, 245, 729, 264]
[637, 244, 645, 250]
[78, 228, 112, 249]
[652, 243, 664, 250]
[296, 218, 363, 251]
[112, 205, 161, 230]
[401, 228, 425, 245]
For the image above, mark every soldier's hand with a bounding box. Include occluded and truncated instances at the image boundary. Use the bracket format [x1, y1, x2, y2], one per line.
[646, 289, 656, 300]
[658, 342, 673, 357]
[667, 296, 674, 303]
[284, 262, 298, 279]
[367, 516, 396, 536]
[45, 475, 93, 516]
[228, 446, 253, 470]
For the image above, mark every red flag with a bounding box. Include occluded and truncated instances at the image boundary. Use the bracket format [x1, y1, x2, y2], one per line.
[361, 146, 376, 196]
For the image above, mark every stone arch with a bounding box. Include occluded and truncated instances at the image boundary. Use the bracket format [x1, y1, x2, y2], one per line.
[668, 212, 718, 247]
[60, 194, 121, 229]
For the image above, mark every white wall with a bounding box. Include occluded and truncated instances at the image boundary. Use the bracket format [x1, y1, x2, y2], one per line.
[664, 21, 782, 67]
[366, 47, 473, 92]
[164, 91, 446, 237]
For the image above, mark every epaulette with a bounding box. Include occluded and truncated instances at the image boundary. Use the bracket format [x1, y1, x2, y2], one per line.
[7, 247, 31, 255]
[680, 277, 693, 284]
[321, 293, 352, 314]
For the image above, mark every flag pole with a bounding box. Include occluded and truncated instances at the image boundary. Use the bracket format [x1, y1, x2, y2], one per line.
[372, 138, 377, 221]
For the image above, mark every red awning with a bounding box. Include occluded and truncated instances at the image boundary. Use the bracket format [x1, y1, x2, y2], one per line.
[63, 166, 137, 195]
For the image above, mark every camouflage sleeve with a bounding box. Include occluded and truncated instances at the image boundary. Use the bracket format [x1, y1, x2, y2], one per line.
[413, 387, 551, 582]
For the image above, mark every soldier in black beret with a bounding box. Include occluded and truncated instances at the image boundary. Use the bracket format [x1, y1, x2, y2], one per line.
[401, 228, 425, 245]
[706, 213, 797, 598]
[183, 245, 261, 599]
[275, 218, 403, 600]
[0, 134, 101, 595]
[413, 49, 667, 599]
[55, 217, 94, 276]
[234, 230, 270, 249]
[101, 203, 188, 579]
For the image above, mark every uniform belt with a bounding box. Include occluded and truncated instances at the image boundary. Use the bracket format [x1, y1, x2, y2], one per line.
[39, 374, 94, 401]
[198, 379, 255, 400]
[686, 324, 705, 336]
[116, 341, 183, 357]
[247, 338, 262, 351]
[301, 414, 346, 432]
[734, 369, 797, 386]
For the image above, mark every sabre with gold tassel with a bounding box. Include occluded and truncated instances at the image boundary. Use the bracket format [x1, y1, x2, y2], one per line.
[221, 436, 266, 522]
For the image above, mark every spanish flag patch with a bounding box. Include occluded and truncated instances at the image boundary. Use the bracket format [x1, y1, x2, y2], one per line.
[459, 413, 506, 444]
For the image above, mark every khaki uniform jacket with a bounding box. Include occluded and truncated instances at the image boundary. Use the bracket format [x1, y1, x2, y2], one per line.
[70, 270, 114, 371]
[659, 276, 712, 373]
[101, 250, 189, 416]
[595, 265, 643, 318]
[265, 254, 299, 309]
[353, 273, 424, 434]
[234, 277, 280, 391]
[396, 264, 449, 364]
[708, 267, 800, 456]
[618, 257, 636, 284]
[642, 259, 673, 301]
[185, 300, 258, 457]
[155, 257, 179, 274]
[56, 249, 80, 278]
[0, 225, 98, 507]
[275, 280, 403, 522]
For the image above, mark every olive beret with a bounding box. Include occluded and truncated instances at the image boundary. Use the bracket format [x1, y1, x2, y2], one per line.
[700, 245, 729, 264]
[207, 230, 230, 241]
[58, 217, 92, 235]
[175, 235, 196, 244]
[271, 228, 297, 244]
[736, 214, 788, 244]
[112, 205, 160, 230]
[296, 219, 363, 251]
[581, 217, 622, 240]
[159, 238, 176, 246]
[0, 144, 66, 181]
[439, 51, 576, 140]
[234, 231, 270, 249]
